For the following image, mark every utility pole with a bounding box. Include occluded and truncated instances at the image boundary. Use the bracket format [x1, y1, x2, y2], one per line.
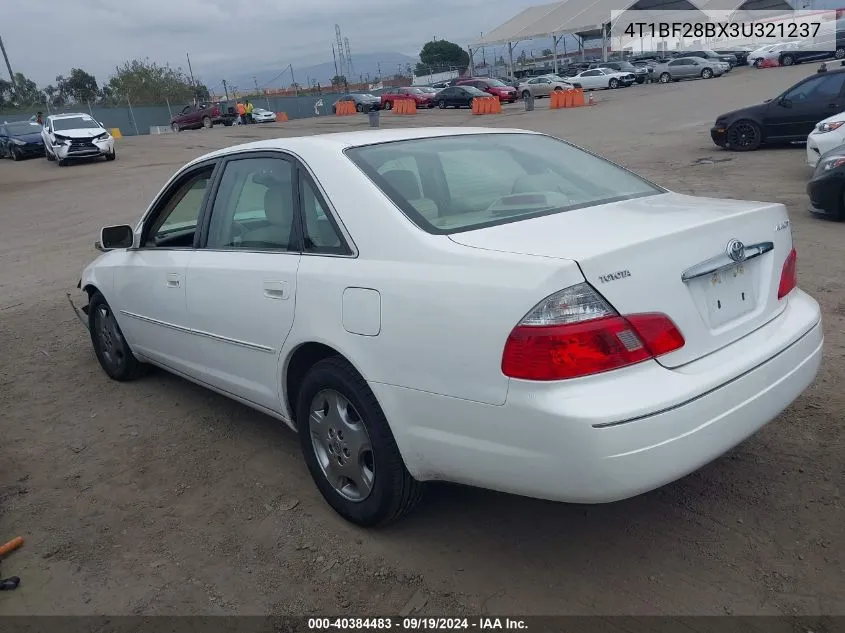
[0, 34, 16, 89]
[377, 62, 381, 79]
[253, 76, 260, 94]
[332, 44, 339, 81]
[186, 53, 196, 86]
[289, 64, 298, 96]
[222, 79, 229, 100]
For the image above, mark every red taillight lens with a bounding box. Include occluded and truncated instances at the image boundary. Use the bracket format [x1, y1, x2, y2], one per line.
[778, 248, 797, 299]
[502, 312, 684, 381]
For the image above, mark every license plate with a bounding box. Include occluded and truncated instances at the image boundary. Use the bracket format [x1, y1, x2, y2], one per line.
[705, 264, 756, 327]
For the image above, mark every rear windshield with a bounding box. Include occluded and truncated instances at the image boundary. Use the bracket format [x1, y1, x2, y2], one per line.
[346, 133, 662, 234]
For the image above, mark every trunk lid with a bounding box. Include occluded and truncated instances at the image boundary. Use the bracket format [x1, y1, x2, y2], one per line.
[448, 192, 793, 368]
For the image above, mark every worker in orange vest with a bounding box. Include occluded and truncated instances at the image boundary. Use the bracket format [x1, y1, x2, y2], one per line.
[236, 101, 246, 124]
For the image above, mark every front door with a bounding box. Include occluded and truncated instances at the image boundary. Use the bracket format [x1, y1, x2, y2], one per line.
[766, 72, 845, 140]
[185, 153, 301, 411]
[112, 162, 217, 373]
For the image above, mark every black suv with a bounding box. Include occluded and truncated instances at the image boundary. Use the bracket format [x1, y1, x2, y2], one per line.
[714, 49, 751, 66]
[779, 33, 845, 66]
[676, 50, 736, 69]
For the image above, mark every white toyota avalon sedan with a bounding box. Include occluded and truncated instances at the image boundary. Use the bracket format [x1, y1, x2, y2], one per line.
[67, 128, 823, 526]
[42, 113, 115, 165]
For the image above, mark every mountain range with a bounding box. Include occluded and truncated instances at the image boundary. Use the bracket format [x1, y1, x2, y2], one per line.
[228, 51, 420, 92]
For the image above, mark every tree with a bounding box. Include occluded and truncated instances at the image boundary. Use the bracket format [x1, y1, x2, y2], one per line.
[415, 39, 470, 76]
[107, 58, 209, 105]
[542, 48, 553, 56]
[57, 68, 99, 104]
[331, 75, 347, 87]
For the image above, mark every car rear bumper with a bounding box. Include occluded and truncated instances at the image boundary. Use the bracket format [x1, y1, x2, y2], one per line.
[373, 289, 822, 503]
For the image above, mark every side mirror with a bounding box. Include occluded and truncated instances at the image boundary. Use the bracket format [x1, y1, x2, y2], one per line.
[99, 121, 105, 128]
[98, 224, 134, 251]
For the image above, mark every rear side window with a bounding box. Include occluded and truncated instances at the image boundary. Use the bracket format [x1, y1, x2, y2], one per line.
[346, 133, 662, 234]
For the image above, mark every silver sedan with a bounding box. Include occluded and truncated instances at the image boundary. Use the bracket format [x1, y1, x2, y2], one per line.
[653, 57, 725, 83]
[517, 75, 575, 99]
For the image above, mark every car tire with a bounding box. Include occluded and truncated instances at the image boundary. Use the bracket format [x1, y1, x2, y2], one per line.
[171, 122, 180, 133]
[782, 54, 794, 66]
[608, 78, 619, 89]
[438, 100, 446, 109]
[754, 58, 764, 68]
[88, 291, 147, 381]
[297, 356, 424, 527]
[836, 48, 845, 59]
[105, 149, 116, 161]
[10, 147, 20, 161]
[356, 103, 363, 113]
[384, 101, 392, 110]
[57, 158, 67, 167]
[701, 68, 713, 79]
[659, 72, 671, 84]
[45, 147, 55, 161]
[202, 116, 212, 129]
[522, 90, 531, 99]
[726, 119, 762, 151]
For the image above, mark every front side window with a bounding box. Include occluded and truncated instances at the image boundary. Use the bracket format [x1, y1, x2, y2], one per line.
[347, 133, 662, 234]
[144, 166, 214, 248]
[206, 156, 296, 251]
[784, 74, 845, 102]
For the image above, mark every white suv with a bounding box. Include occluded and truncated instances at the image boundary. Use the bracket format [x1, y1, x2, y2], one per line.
[42, 113, 115, 166]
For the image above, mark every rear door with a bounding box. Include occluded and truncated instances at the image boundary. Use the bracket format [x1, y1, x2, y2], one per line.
[184, 152, 301, 411]
[766, 72, 845, 140]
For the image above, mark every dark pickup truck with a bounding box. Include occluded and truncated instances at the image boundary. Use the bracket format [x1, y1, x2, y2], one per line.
[170, 102, 237, 132]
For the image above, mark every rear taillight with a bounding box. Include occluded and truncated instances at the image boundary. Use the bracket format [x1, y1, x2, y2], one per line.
[777, 248, 797, 299]
[501, 283, 684, 381]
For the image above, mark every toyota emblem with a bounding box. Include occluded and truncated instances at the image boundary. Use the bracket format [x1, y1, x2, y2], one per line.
[726, 239, 746, 263]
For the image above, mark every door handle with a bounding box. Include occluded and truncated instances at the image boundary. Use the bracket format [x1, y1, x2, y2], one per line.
[263, 280, 289, 300]
[166, 273, 181, 288]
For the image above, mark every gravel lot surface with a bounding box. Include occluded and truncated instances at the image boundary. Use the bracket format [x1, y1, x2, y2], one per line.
[0, 63, 842, 617]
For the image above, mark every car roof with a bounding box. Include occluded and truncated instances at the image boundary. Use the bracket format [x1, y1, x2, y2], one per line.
[48, 113, 91, 120]
[186, 128, 543, 167]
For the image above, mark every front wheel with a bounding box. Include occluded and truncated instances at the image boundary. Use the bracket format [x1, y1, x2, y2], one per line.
[89, 291, 147, 381]
[726, 119, 762, 151]
[659, 72, 671, 84]
[45, 147, 55, 161]
[754, 58, 764, 68]
[701, 68, 713, 79]
[171, 122, 180, 133]
[438, 99, 446, 109]
[782, 54, 794, 66]
[836, 48, 845, 59]
[10, 147, 20, 161]
[202, 116, 212, 129]
[384, 101, 392, 110]
[355, 103, 363, 113]
[297, 357, 423, 526]
[608, 78, 619, 89]
[105, 149, 116, 161]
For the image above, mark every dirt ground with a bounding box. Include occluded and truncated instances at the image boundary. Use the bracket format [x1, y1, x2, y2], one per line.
[0, 64, 842, 617]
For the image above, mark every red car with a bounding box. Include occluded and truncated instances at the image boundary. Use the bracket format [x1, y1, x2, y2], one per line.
[455, 78, 518, 103]
[379, 87, 436, 110]
[170, 102, 236, 132]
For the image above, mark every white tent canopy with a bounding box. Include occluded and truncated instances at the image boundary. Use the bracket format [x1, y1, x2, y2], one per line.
[475, 0, 794, 46]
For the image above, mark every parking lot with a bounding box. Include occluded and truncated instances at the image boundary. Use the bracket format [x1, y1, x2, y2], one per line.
[0, 63, 843, 616]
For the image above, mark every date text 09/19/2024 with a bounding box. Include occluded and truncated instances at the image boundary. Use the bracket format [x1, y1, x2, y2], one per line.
[307, 617, 529, 630]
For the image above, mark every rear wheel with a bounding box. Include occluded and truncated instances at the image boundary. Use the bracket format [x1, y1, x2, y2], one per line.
[659, 72, 671, 84]
[356, 103, 363, 113]
[384, 101, 392, 110]
[836, 48, 845, 59]
[297, 356, 423, 526]
[701, 68, 713, 79]
[782, 54, 794, 66]
[438, 99, 446, 109]
[171, 122, 180, 133]
[726, 119, 762, 151]
[89, 291, 146, 381]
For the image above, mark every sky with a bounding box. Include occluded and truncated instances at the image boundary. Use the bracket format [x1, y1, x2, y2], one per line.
[2, 0, 542, 89]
